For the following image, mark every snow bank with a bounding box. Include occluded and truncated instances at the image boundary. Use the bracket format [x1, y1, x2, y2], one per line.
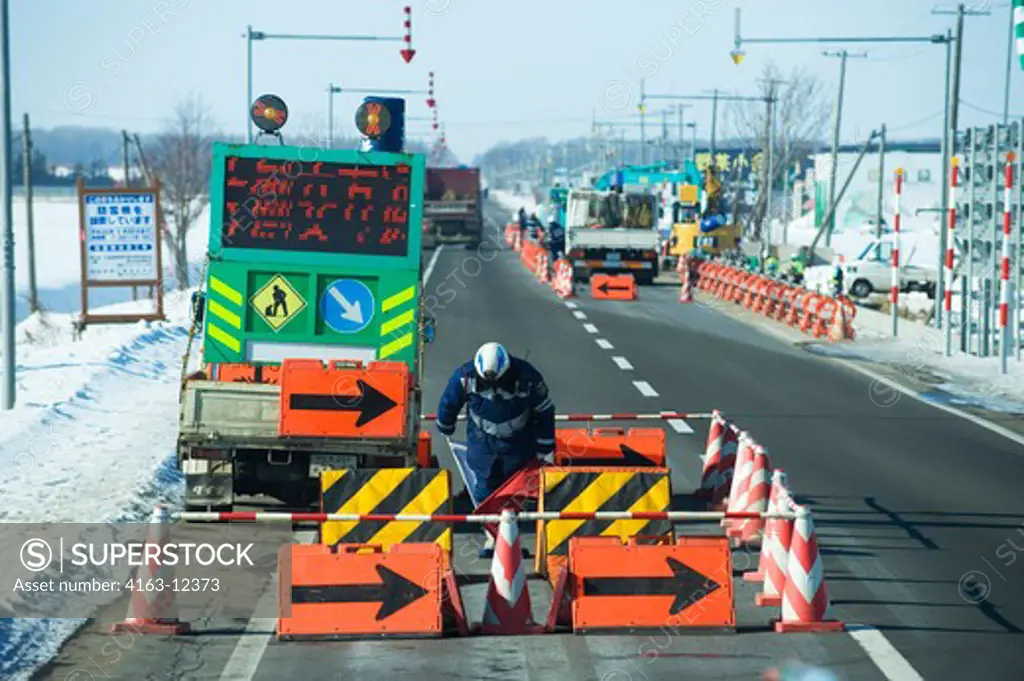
[0, 294, 195, 680]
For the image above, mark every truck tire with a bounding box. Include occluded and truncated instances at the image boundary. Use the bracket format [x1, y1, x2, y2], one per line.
[850, 279, 873, 298]
[925, 282, 936, 299]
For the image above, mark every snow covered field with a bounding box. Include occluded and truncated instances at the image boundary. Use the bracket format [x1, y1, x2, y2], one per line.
[9, 195, 210, 323]
[0, 295, 194, 680]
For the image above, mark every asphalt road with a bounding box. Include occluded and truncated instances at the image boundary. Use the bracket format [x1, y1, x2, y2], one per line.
[37, 200, 1024, 681]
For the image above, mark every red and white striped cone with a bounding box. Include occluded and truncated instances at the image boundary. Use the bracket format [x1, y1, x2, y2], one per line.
[696, 411, 724, 501]
[775, 506, 845, 632]
[729, 447, 771, 545]
[711, 425, 739, 510]
[746, 468, 788, 585]
[756, 478, 795, 606]
[828, 300, 847, 342]
[722, 433, 755, 527]
[553, 259, 575, 299]
[478, 509, 543, 635]
[111, 505, 190, 634]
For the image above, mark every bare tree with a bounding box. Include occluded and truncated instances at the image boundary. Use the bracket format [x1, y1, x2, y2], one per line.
[150, 95, 212, 290]
[728, 63, 831, 240]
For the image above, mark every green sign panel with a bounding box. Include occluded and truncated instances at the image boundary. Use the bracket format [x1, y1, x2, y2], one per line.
[201, 143, 425, 369]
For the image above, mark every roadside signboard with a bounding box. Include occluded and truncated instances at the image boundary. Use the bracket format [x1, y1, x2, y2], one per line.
[76, 177, 165, 325]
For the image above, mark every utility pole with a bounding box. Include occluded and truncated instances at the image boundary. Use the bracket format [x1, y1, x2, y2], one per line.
[639, 78, 646, 165]
[122, 131, 138, 301]
[0, 0, 13, 410]
[709, 89, 719, 163]
[661, 109, 668, 165]
[22, 114, 37, 314]
[677, 104, 687, 165]
[932, 4, 990, 333]
[875, 123, 887, 239]
[1003, 2, 1016, 123]
[688, 122, 697, 162]
[823, 50, 867, 247]
[764, 89, 774, 241]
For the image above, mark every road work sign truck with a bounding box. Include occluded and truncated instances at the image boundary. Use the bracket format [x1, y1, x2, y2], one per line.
[178, 137, 432, 511]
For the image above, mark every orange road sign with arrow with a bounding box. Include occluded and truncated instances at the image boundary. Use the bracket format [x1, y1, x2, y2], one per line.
[591, 274, 637, 300]
[568, 536, 735, 632]
[555, 428, 665, 467]
[278, 543, 446, 638]
[278, 359, 408, 438]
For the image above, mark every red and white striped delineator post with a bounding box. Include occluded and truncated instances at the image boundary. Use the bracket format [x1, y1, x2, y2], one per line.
[775, 506, 844, 633]
[751, 471, 792, 606]
[420, 411, 715, 423]
[944, 156, 959, 357]
[478, 508, 544, 634]
[173, 509, 799, 523]
[723, 433, 755, 528]
[1001, 154, 1016, 375]
[729, 447, 771, 546]
[892, 168, 903, 337]
[111, 505, 190, 635]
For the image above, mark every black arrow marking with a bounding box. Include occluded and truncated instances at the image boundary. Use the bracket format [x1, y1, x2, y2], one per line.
[291, 564, 429, 620]
[581, 557, 720, 615]
[597, 281, 632, 294]
[563, 444, 655, 467]
[289, 379, 398, 427]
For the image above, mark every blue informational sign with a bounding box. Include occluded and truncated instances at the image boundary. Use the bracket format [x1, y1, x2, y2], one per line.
[320, 278, 375, 334]
[83, 192, 158, 282]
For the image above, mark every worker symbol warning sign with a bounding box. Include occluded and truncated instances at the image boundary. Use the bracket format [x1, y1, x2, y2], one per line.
[250, 274, 306, 331]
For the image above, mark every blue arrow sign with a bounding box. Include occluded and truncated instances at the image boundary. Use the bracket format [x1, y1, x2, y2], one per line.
[321, 279, 375, 334]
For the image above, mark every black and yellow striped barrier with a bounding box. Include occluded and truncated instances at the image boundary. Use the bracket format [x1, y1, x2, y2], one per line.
[320, 469, 453, 555]
[536, 466, 673, 578]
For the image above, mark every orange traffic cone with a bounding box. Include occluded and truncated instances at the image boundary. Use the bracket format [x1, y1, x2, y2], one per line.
[696, 411, 724, 501]
[746, 468, 788, 585]
[477, 509, 544, 635]
[828, 300, 847, 342]
[729, 447, 771, 546]
[111, 505, 190, 635]
[757, 478, 795, 607]
[711, 425, 739, 510]
[723, 433, 755, 527]
[775, 506, 844, 632]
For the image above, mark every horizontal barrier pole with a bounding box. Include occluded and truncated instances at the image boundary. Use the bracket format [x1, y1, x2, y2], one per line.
[419, 411, 715, 422]
[173, 510, 798, 523]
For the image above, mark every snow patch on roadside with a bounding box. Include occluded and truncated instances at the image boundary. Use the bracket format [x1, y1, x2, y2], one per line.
[0, 294, 196, 680]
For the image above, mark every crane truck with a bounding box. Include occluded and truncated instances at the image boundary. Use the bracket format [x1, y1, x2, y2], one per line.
[178, 138, 435, 511]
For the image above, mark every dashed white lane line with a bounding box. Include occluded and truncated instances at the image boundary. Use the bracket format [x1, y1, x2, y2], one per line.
[665, 417, 694, 434]
[565, 301, 578, 309]
[632, 380, 659, 397]
[612, 356, 633, 370]
[573, 310, 587, 320]
[595, 338, 614, 350]
[583, 323, 598, 334]
[848, 625, 925, 681]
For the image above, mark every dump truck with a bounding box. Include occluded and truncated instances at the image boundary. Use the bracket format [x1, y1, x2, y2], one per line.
[422, 167, 483, 247]
[178, 141, 435, 511]
[565, 188, 660, 285]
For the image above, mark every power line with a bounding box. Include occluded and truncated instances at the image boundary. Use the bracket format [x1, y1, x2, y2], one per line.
[959, 98, 1024, 119]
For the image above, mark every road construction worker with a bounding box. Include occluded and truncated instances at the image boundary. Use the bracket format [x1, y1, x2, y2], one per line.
[526, 212, 543, 240]
[765, 253, 779, 276]
[830, 259, 844, 297]
[546, 215, 566, 265]
[436, 342, 556, 505]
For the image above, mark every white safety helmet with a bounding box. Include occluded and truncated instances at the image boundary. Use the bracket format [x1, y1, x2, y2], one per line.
[474, 342, 510, 382]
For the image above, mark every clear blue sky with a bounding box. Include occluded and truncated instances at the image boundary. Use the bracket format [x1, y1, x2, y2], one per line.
[10, 0, 1020, 161]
